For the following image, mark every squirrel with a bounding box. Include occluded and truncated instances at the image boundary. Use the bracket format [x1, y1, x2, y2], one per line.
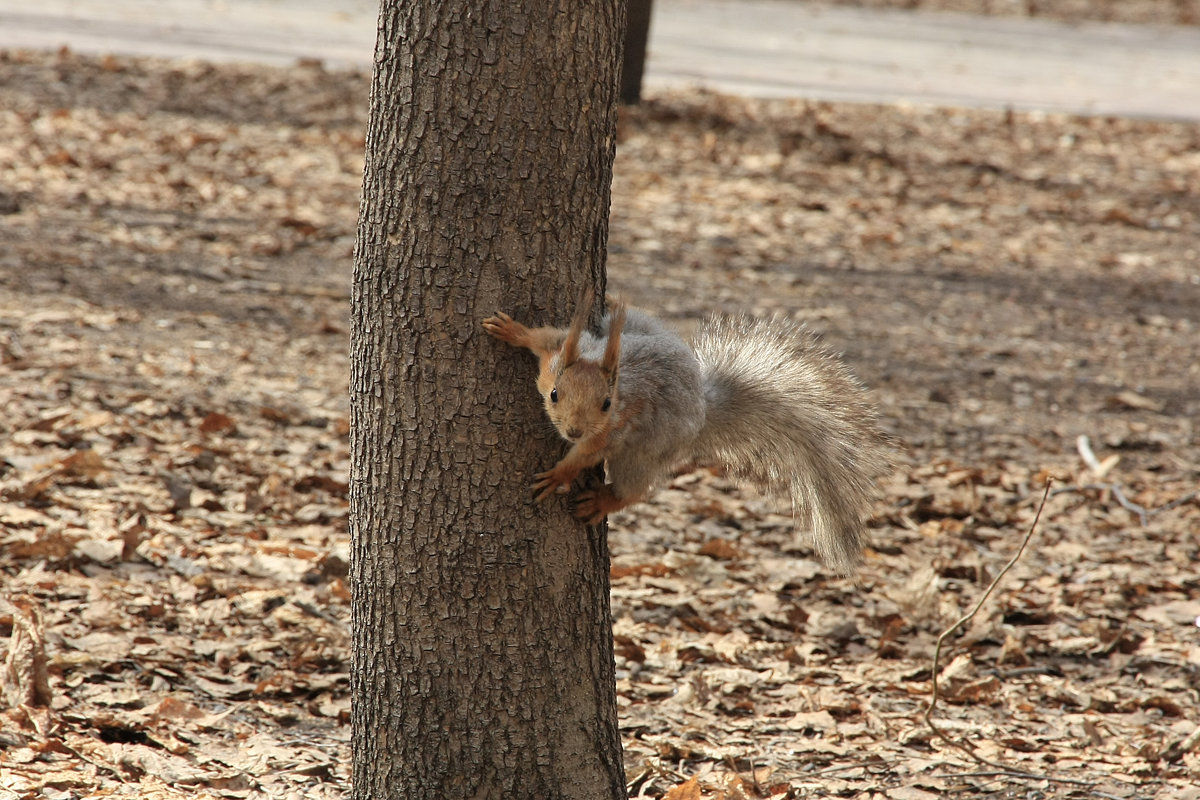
[482, 290, 891, 573]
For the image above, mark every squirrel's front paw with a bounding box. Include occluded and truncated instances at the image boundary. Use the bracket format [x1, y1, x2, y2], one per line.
[531, 467, 575, 503]
[482, 312, 525, 345]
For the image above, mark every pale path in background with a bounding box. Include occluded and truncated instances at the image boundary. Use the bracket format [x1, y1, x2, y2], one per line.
[1, 0, 1198, 119]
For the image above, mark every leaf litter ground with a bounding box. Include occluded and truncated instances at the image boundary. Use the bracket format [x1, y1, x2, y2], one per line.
[1, 44, 1198, 800]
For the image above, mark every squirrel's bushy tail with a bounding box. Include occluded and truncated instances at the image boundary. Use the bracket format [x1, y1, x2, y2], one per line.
[691, 315, 891, 573]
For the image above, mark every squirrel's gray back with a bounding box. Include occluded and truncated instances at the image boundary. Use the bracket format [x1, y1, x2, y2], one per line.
[581, 309, 706, 499]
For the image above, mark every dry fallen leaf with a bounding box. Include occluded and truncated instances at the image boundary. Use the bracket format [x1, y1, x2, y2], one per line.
[197, 411, 237, 435]
[1107, 390, 1164, 413]
[662, 777, 703, 800]
[2, 596, 52, 708]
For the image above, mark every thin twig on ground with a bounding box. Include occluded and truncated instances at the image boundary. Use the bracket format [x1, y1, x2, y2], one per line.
[1052, 483, 1197, 524]
[920, 481, 1096, 788]
[1052, 482, 1148, 525]
[1060, 435, 1152, 524]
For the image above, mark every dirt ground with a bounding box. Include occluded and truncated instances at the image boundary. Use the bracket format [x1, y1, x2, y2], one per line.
[1, 34, 1198, 800]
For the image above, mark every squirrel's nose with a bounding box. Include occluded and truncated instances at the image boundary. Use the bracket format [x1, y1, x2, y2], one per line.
[566, 427, 583, 440]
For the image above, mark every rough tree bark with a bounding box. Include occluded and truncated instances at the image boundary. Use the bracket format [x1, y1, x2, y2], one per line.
[349, 2, 628, 799]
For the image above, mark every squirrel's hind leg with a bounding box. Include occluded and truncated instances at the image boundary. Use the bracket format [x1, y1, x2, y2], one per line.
[572, 485, 640, 525]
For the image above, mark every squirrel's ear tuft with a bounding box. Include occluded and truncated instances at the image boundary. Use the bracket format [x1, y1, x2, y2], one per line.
[602, 299, 625, 378]
[561, 287, 594, 366]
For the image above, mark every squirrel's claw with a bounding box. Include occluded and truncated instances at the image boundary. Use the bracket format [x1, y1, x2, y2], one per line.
[573, 486, 630, 524]
[531, 470, 572, 503]
[532, 459, 582, 503]
[482, 312, 518, 342]
[571, 490, 607, 524]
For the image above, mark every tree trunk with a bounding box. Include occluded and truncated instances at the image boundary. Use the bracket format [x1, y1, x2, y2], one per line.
[620, 0, 654, 105]
[349, 2, 628, 799]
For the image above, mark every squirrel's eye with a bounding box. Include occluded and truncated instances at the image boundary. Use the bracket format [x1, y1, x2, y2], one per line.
[601, 397, 611, 412]
[550, 388, 558, 403]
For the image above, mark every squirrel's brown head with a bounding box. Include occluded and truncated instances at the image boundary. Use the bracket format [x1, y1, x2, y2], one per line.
[539, 292, 624, 444]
